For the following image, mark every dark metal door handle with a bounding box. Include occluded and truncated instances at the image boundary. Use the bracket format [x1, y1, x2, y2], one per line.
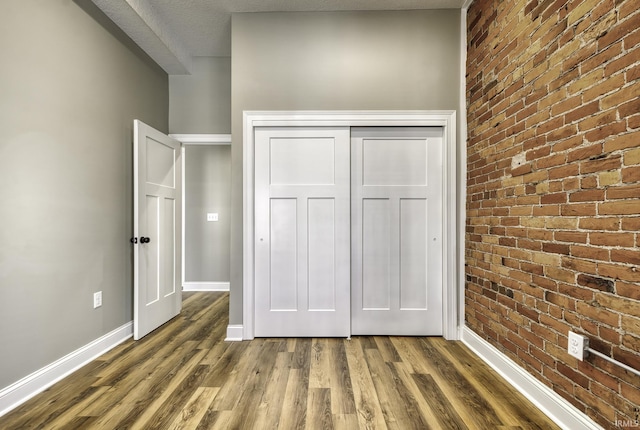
[140, 237, 151, 243]
[130, 237, 138, 244]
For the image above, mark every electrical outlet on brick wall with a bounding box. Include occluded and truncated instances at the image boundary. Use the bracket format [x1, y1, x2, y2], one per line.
[568, 331, 589, 361]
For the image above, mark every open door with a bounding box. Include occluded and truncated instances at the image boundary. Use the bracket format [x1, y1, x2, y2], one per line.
[133, 120, 182, 340]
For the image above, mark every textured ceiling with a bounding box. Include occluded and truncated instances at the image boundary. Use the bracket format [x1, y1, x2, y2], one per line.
[92, 0, 466, 74]
[144, 0, 465, 57]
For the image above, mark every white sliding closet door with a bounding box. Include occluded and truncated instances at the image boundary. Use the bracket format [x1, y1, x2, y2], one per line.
[254, 127, 351, 337]
[351, 127, 443, 335]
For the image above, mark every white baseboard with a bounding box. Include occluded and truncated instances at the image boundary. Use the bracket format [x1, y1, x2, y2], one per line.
[0, 322, 133, 418]
[461, 327, 602, 430]
[225, 325, 244, 342]
[183, 282, 230, 292]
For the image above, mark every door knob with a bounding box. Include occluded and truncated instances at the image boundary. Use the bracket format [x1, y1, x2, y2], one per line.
[130, 237, 138, 244]
[140, 237, 151, 243]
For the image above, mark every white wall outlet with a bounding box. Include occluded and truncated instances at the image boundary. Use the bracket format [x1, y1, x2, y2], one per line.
[207, 213, 219, 222]
[568, 331, 589, 360]
[93, 291, 102, 309]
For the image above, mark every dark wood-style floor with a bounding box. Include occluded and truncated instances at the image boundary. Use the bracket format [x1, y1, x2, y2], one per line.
[0, 292, 560, 429]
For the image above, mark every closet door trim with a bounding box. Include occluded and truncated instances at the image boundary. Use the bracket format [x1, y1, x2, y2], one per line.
[241, 110, 459, 340]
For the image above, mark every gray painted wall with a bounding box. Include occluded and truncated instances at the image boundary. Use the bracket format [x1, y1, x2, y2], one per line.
[169, 56, 232, 285]
[230, 10, 462, 324]
[0, 0, 168, 389]
[184, 146, 231, 282]
[169, 56, 232, 134]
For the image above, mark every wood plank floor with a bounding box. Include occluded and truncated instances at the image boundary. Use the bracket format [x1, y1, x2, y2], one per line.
[0, 292, 560, 429]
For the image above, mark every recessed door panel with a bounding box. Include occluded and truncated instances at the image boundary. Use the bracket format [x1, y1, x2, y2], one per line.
[400, 198, 428, 310]
[308, 198, 336, 311]
[363, 138, 427, 186]
[146, 138, 175, 188]
[362, 199, 391, 310]
[270, 198, 298, 311]
[270, 138, 335, 185]
[162, 197, 176, 297]
[145, 195, 160, 305]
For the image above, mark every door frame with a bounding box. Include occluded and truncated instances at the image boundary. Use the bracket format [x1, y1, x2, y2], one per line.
[169, 134, 232, 292]
[242, 111, 460, 340]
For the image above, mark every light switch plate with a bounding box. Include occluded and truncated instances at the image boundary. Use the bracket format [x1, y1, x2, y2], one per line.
[93, 291, 102, 309]
[207, 213, 219, 222]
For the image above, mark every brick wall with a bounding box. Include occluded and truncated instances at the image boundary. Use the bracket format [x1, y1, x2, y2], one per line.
[465, 0, 640, 428]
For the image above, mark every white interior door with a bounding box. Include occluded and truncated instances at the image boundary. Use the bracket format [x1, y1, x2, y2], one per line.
[254, 127, 351, 337]
[351, 127, 443, 335]
[133, 120, 182, 340]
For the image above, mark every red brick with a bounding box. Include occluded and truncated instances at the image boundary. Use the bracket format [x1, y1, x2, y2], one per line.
[606, 184, 640, 199]
[602, 130, 640, 152]
[605, 49, 640, 77]
[618, 97, 640, 119]
[616, 281, 640, 300]
[526, 145, 552, 161]
[549, 164, 580, 179]
[582, 74, 626, 103]
[628, 61, 640, 82]
[541, 192, 567, 204]
[548, 124, 578, 143]
[589, 232, 635, 247]
[561, 203, 597, 216]
[620, 380, 640, 409]
[568, 68, 602, 94]
[546, 266, 576, 283]
[554, 231, 588, 243]
[571, 245, 610, 261]
[579, 155, 622, 174]
[610, 249, 640, 265]
[576, 274, 616, 292]
[597, 10, 640, 50]
[581, 175, 598, 189]
[551, 94, 581, 116]
[584, 121, 627, 143]
[533, 274, 559, 291]
[583, 41, 623, 72]
[562, 43, 597, 72]
[578, 217, 620, 231]
[511, 163, 533, 176]
[621, 217, 640, 231]
[613, 347, 640, 378]
[535, 118, 564, 139]
[602, 79, 640, 110]
[626, 113, 640, 129]
[576, 302, 619, 326]
[564, 101, 600, 124]
[557, 362, 590, 389]
[552, 135, 584, 152]
[568, 189, 605, 202]
[562, 256, 597, 274]
[621, 166, 640, 183]
[562, 177, 580, 190]
[599, 200, 640, 215]
[599, 263, 640, 282]
[567, 143, 603, 162]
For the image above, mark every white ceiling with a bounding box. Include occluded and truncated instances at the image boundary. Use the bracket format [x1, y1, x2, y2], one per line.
[92, 0, 467, 74]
